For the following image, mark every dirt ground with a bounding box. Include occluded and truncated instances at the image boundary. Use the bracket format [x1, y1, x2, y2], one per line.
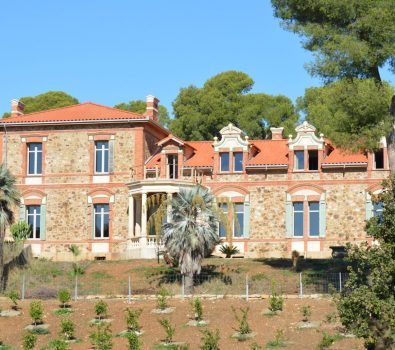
[0, 297, 363, 350]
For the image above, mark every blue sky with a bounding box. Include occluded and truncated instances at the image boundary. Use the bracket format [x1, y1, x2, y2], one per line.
[0, 0, 393, 117]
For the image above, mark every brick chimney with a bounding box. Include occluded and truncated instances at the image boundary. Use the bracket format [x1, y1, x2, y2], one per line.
[145, 95, 159, 122]
[270, 127, 284, 140]
[11, 99, 25, 118]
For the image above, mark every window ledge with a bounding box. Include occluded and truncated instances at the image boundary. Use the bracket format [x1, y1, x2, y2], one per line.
[92, 175, 110, 184]
[25, 177, 42, 185]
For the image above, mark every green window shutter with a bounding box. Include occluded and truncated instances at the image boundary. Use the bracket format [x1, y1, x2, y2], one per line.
[19, 205, 26, 222]
[319, 198, 326, 237]
[366, 194, 373, 221]
[243, 202, 250, 238]
[40, 205, 46, 240]
[109, 140, 114, 173]
[285, 201, 293, 237]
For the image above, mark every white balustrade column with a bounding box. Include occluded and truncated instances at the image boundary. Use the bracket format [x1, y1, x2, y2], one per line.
[167, 192, 173, 223]
[140, 192, 148, 246]
[128, 195, 134, 239]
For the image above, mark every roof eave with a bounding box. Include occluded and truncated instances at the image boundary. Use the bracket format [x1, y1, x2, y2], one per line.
[321, 162, 368, 168]
[246, 164, 288, 169]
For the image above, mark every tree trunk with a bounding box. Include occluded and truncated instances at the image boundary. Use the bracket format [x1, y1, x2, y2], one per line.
[184, 273, 194, 295]
[388, 95, 395, 171]
[0, 234, 4, 292]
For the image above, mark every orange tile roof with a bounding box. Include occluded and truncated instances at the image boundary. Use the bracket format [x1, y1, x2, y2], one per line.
[0, 102, 145, 124]
[145, 153, 161, 169]
[184, 141, 214, 167]
[322, 148, 367, 165]
[248, 140, 289, 166]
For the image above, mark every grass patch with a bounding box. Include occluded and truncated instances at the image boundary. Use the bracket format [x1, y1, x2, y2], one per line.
[91, 271, 113, 279]
[0, 344, 13, 350]
[53, 308, 73, 316]
[153, 344, 189, 350]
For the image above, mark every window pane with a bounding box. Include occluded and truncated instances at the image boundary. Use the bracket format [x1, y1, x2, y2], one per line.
[309, 202, 319, 211]
[373, 202, 384, 217]
[35, 215, 41, 239]
[36, 151, 42, 174]
[104, 148, 109, 172]
[220, 153, 229, 172]
[103, 213, 109, 238]
[293, 202, 304, 211]
[95, 213, 102, 238]
[219, 203, 228, 237]
[295, 151, 304, 170]
[293, 202, 304, 236]
[308, 150, 318, 170]
[96, 149, 102, 172]
[28, 151, 35, 174]
[95, 141, 109, 173]
[235, 212, 244, 237]
[233, 152, 243, 172]
[26, 206, 40, 239]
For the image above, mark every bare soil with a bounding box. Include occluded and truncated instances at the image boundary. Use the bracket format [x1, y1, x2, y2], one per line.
[0, 297, 363, 350]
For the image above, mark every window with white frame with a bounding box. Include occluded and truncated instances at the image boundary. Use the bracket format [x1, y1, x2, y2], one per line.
[167, 154, 178, 179]
[293, 202, 304, 237]
[27, 143, 42, 175]
[219, 203, 228, 238]
[218, 202, 244, 238]
[95, 141, 109, 174]
[309, 202, 320, 236]
[94, 204, 109, 238]
[220, 153, 230, 172]
[294, 151, 304, 170]
[373, 202, 384, 218]
[233, 152, 243, 172]
[26, 205, 41, 239]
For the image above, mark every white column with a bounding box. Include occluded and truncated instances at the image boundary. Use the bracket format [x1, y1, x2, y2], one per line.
[128, 195, 134, 239]
[141, 192, 148, 246]
[167, 192, 173, 223]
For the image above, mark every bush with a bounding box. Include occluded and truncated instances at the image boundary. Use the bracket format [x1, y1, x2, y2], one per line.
[291, 250, 301, 271]
[268, 283, 284, 314]
[250, 343, 262, 350]
[156, 286, 170, 310]
[127, 331, 142, 350]
[231, 306, 251, 336]
[8, 290, 20, 310]
[58, 289, 71, 308]
[48, 339, 68, 350]
[301, 305, 312, 322]
[22, 334, 37, 350]
[317, 332, 344, 350]
[10, 221, 31, 242]
[159, 319, 175, 344]
[191, 298, 203, 322]
[200, 329, 220, 350]
[95, 300, 108, 320]
[219, 244, 240, 258]
[60, 319, 75, 340]
[89, 322, 113, 350]
[125, 308, 142, 332]
[266, 329, 286, 348]
[29, 300, 43, 326]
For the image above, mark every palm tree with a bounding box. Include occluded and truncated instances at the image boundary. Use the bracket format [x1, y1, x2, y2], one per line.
[0, 165, 20, 291]
[161, 186, 220, 294]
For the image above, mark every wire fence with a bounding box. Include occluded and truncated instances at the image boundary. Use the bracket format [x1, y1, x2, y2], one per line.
[11, 271, 349, 301]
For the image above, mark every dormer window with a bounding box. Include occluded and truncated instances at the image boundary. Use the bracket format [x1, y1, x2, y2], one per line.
[167, 154, 178, 179]
[294, 151, 304, 170]
[233, 152, 243, 172]
[220, 153, 230, 172]
[308, 150, 318, 170]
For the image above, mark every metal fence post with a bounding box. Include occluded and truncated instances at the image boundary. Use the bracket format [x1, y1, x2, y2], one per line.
[21, 273, 25, 300]
[299, 272, 303, 298]
[128, 275, 132, 304]
[246, 274, 249, 302]
[339, 272, 342, 293]
[74, 275, 78, 301]
[181, 275, 185, 299]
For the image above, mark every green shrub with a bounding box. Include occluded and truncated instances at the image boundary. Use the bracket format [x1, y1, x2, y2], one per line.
[159, 319, 175, 344]
[266, 329, 286, 348]
[58, 289, 71, 308]
[22, 334, 37, 350]
[8, 290, 20, 310]
[200, 329, 220, 350]
[29, 300, 43, 326]
[95, 300, 108, 320]
[48, 338, 68, 350]
[127, 331, 142, 350]
[317, 332, 344, 350]
[60, 319, 75, 340]
[231, 306, 251, 336]
[10, 221, 31, 242]
[250, 343, 262, 350]
[268, 283, 284, 314]
[156, 287, 170, 310]
[125, 308, 142, 332]
[89, 322, 113, 350]
[301, 305, 312, 322]
[219, 244, 239, 258]
[191, 298, 203, 322]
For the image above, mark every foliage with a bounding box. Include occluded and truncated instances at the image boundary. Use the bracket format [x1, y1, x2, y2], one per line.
[47, 338, 69, 350]
[298, 78, 394, 152]
[266, 329, 286, 348]
[271, 0, 395, 82]
[127, 331, 142, 350]
[156, 286, 170, 310]
[170, 71, 298, 140]
[317, 332, 344, 350]
[114, 100, 170, 127]
[219, 244, 239, 259]
[58, 289, 71, 308]
[324, 312, 337, 324]
[94, 300, 108, 320]
[22, 334, 37, 350]
[125, 307, 142, 332]
[89, 322, 113, 350]
[158, 318, 176, 344]
[268, 283, 284, 314]
[29, 300, 43, 326]
[0, 165, 20, 291]
[8, 290, 20, 310]
[231, 306, 252, 336]
[337, 174, 395, 349]
[10, 221, 31, 242]
[68, 245, 80, 257]
[60, 319, 75, 340]
[3, 91, 79, 118]
[191, 297, 203, 322]
[71, 263, 84, 277]
[28, 327, 49, 335]
[161, 186, 221, 293]
[250, 343, 262, 350]
[301, 305, 312, 322]
[200, 329, 220, 350]
[291, 250, 300, 272]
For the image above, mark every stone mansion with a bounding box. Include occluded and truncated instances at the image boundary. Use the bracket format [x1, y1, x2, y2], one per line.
[0, 97, 389, 260]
